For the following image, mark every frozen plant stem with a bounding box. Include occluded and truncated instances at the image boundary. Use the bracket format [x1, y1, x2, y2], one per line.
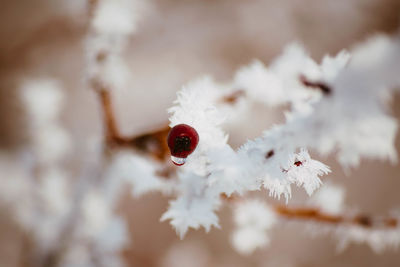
[95, 86, 170, 159]
[95, 85, 399, 233]
[93, 84, 246, 159]
[274, 205, 398, 228]
[87, 0, 400, 249]
[224, 194, 399, 231]
[97, 89, 121, 143]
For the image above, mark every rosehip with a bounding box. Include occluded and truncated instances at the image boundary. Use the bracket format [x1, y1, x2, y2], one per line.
[167, 124, 199, 166]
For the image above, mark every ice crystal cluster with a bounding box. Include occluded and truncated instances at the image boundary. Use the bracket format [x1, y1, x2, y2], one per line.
[231, 199, 277, 254]
[86, 0, 145, 92]
[160, 35, 400, 241]
[0, 1, 141, 266]
[1, 1, 400, 265]
[0, 79, 129, 267]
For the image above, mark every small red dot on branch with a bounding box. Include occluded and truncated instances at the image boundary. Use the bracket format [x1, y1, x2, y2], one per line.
[294, 161, 302, 166]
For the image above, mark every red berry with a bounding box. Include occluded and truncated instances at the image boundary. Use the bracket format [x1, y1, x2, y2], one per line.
[167, 124, 199, 166]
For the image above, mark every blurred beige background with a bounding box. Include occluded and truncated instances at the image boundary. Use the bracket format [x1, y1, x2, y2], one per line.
[1, 0, 400, 266]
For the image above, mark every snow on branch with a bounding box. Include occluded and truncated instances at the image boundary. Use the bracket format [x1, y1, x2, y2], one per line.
[231, 199, 277, 254]
[84, 13, 400, 252]
[228, 183, 400, 254]
[160, 34, 400, 239]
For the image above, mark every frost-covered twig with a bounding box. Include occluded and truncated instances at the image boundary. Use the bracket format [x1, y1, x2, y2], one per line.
[96, 87, 171, 158]
[84, 1, 400, 255]
[229, 182, 400, 254]
[96, 34, 400, 241]
[275, 205, 398, 229]
[161, 34, 400, 239]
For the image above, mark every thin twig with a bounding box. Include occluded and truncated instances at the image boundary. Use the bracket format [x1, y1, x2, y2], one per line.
[95, 87, 170, 159]
[222, 194, 398, 229]
[274, 205, 398, 228]
[95, 77, 400, 232]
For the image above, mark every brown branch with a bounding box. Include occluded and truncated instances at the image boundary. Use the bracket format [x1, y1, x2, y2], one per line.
[221, 89, 245, 104]
[93, 79, 246, 160]
[222, 194, 398, 229]
[89, 28, 397, 232]
[275, 205, 398, 229]
[97, 89, 121, 142]
[94, 85, 170, 160]
[94, 71, 400, 232]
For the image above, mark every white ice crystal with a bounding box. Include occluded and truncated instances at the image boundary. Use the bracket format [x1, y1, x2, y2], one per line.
[81, 190, 111, 238]
[20, 78, 72, 164]
[335, 224, 400, 253]
[285, 149, 329, 196]
[310, 182, 345, 215]
[319, 50, 350, 82]
[165, 34, 400, 240]
[232, 227, 270, 255]
[32, 124, 72, 164]
[39, 168, 70, 216]
[207, 146, 261, 196]
[95, 217, 129, 254]
[241, 129, 329, 200]
[234, 43, 342, 111]
[86, 0, 145, 94]
[20, 78, 64, 125]
[231, 199, 277, 254]
[234, 199, 277, 229]
[108, 151, 168, 197]
[161, 194, 220, 239]
[92, 0, 141, 36]
[168, 76, 228, 155]
[161, 172, 220, 239]
[85, 35, 130, 92]
[234, 60, 286, 106]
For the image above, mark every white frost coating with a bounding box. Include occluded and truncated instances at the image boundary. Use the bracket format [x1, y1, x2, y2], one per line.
[231, 200, 277, 254]
[335, 223, 400, 253]
[108, 151, 169, 197]
[20, 79, 71, 164]
[161, 194, 220, 239]
[285, 149, 328, 196]
[310, 182, 345, 215]
[31, 124, 72, 164]
[161, 172, 221, 239]
[92, 0, 140, 35]
[232, 227, 270, 255]
[168, 76, 228, 155]
[328, 35, 400, 167]
[0, 2, 142, 265]
[234, 60, 286, 106]
[164, 34, 400, 239]
[234, 199, 277, 229]
[319, 50, 350, 82]
[20, 79, 64, 125]
[242, 131, 329, 200]
[233, 43, 346, 110]
[86, 0, 146, 93]
[81, 190, 111, 238]
[39, 168, 70, 216]
[95, 217, 129, 254]
[207, 146, 261, 197]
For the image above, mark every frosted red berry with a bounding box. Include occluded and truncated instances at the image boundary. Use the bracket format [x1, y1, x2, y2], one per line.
[167, 124, 199, 166]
